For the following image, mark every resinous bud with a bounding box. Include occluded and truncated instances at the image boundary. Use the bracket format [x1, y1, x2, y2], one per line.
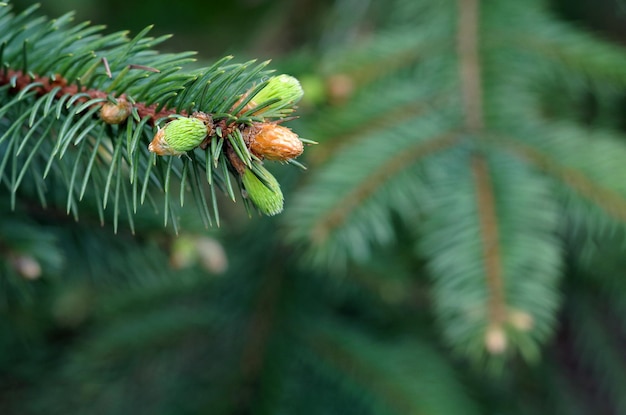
[100, 99, 132, 124]
[249, 123, 303, 161]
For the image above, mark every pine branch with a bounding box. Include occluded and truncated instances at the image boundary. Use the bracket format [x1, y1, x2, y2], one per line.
[505, 1, 626, 86]
[503, 123, 626, 227]
[310, 132, 456, 247]
[471, 154, 507, 344]
[419, 148, 562, 361]
[287, 113, 458, 267]
[286, 0, 626, 363]
[0, 4, 307, 230]
[457, 0, 483, 133]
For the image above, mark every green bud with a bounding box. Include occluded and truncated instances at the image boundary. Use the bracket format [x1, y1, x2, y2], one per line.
[148, 116, 208, 156]
[251, 74, 304, 114]
[241, 165, 284, 216]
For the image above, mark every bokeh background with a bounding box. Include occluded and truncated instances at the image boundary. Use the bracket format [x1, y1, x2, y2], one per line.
[3, 0, 626, 414]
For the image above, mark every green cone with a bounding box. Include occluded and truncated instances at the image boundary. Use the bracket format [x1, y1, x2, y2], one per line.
[241, 165, 284, 216]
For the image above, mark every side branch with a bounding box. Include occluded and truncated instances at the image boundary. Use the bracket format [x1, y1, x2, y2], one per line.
[508, 140, 626, 222]
[471, 155, 507, 331]
[311, 133, 459, 244]
[0, 69, 178, 123]
[457, 0, 484, 132]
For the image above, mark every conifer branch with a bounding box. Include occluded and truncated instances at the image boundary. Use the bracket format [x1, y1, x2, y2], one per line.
[471, 154, 507, 345]
[312, 100, 432, 162]
[0, 68, 178, 122]
[0, 5, 307, 227]
[310, 133, 458, 245]
[457, 0, 483, 132]
[507, 139, 626, 223]
[289, 0, 620, 365]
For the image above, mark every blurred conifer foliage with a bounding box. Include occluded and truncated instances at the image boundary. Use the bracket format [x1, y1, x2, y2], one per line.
[2, 0, 626, 414]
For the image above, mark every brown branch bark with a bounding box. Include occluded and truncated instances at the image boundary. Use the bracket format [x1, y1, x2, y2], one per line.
[0, 69, 179, 123]
[457, 0, 484, 132]
[471, 155, 506, 327]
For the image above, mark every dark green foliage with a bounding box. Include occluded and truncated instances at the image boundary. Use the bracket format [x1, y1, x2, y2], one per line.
[287, 0, 626, 366]
[0, 4, 302, 232]
[2, 0, 626, 414]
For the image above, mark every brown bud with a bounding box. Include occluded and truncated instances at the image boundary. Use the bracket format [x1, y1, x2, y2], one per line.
[327, 74, 354, 105]
[485, 325, 507, 354]
[508, 309, 534, 332]
[10, 254, 41, 280]
[248, 123, 303, 161]
[100, 98, 132, 124]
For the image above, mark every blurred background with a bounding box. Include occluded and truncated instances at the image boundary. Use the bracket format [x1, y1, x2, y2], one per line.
[3, 0, 626, 414]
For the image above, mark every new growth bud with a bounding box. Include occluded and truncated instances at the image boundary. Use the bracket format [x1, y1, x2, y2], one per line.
[251, 74, 304, 114]
[241, 165, 284, 216]
[485, 325, 507, 354]
[249, 123, 303, 161]
[148, 116, 208, 156]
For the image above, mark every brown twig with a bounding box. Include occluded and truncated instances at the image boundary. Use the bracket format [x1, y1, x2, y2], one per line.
[0, 69, 179, 124]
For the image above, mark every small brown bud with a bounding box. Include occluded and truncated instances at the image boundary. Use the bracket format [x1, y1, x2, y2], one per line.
[195, 237, 228, 274]
[10, 254, 41, 280]
[508, 310, 534, 332]
[100, 98, 132, 124]
[327, 74, 354, 105]
[249, 123, 303, 161]
[485, 325, 507, 354]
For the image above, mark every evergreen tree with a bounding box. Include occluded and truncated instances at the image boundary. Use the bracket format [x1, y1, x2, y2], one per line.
[2, 0, 626, 414]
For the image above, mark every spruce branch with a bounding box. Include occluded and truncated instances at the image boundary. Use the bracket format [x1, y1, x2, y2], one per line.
[287, 0, 626, 362]
[0, 4, 308, 230]
[287, 112, 459, 267]
[505, 136, 626, 224]
[505, 1, 626, 86]
[457, 0, 483, 133]
[310, 132, 457, 247]
[470, 154, 507, 352]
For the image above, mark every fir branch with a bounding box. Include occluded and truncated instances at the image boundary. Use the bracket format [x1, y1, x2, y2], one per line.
[457, 0, 484, 132]
[311, 132, 458, 245]
[323, 29, 446, 88]
[0, 5, 306, 228]
[287, 112, 459, 267]
[0, 69, 178, 123]
[304, 77, 455, 162]
[419, 148, 562, 361]
[471, 154, 507, 340]
[507, 3, 626, 86]
[504, 133, 626, 224]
